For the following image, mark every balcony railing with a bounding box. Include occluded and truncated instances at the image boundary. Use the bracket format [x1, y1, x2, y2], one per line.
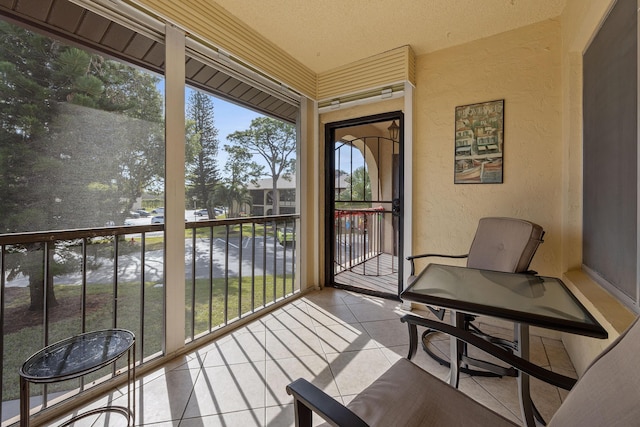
[0, 214, 298, 425]
[334, 207, 390, 275]
[184, 215, 298, 341]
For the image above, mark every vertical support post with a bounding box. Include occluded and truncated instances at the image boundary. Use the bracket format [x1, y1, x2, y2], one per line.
[164, 23, 186, 354]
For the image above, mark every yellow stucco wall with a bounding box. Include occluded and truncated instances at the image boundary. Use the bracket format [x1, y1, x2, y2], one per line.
[408, 2, 636, 373]
[411, 18, 563, 277]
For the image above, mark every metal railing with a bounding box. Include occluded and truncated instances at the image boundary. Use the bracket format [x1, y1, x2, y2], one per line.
[0, 214, 299, 425]
[184, 215, 298, 341]
[334, 207, 388, 275]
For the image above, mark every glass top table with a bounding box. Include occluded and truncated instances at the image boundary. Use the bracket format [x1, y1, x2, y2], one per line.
[402, 263, 607, 338]
[401, 263, 607, 427]
[19, 329, 135, 427]
[21, 329, 134, 382]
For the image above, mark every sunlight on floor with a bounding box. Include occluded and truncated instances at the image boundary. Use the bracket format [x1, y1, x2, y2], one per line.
[52, 288, 575, 426]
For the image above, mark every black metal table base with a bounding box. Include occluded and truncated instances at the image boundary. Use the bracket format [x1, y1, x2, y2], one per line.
[421, 329, 517, 377]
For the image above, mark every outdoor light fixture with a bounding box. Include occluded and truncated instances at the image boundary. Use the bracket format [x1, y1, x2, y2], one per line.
[388, 120, 399, 141]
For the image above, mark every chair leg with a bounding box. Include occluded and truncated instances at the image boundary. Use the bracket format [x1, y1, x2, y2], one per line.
[406, 321, 418, 360]
[293, 398, 313, 427]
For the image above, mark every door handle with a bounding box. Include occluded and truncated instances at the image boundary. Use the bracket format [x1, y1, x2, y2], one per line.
[392, 198, 401, 216]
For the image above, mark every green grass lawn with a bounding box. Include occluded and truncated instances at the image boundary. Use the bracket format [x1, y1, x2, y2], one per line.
[186, 273, 295, 338]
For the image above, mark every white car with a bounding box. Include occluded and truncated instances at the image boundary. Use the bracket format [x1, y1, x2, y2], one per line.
[151, 215, 164, 224]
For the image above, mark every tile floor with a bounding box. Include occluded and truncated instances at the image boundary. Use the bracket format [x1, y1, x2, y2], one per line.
[55, 287, 576, 426]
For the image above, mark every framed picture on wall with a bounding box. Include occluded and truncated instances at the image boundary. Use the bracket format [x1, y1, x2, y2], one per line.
[454, 99, 504, 184]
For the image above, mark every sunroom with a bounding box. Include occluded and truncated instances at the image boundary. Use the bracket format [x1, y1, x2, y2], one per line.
[0, 0, 638, 426]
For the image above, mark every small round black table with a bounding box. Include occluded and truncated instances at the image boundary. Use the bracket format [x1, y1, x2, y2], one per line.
[19, 329, 135, 427]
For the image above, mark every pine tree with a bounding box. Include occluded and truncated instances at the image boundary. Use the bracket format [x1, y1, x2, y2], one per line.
[186, 91, 219, 214]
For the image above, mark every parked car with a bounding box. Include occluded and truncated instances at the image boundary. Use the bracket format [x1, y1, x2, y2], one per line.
[136, 209, 150, 217]
[151, 207, 164, 214]
[195, 209, 208, 216]
[276, 227, 296, 246]
[151, 215, 164, 224]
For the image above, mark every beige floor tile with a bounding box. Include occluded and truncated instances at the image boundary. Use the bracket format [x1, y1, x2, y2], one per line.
[262, 305, 315, 331]
[530, 376, 564, 422]
[50, 393, 128, 427]
[265, 405, 294, 427]
[159, 352, 206, 372]
[528, 335, 551, 367]
[346, 298, 404, 323]
[265, 326, 324, 360]
[471, 375, 521, 418]
[379, 345, 451, 381]
[543, 340, 575, 372]
[182, 362, 266, 418]
[139, 422, 179, 427]
[338, 290, 375, 305]
[50, 288, 581, 426]
[306, 302, 358, 326]
[265, 354, 338, 406]
[134, 368, 201, 424]
[302, 288, 349, 307]
[360, 318, 410, 348]
[180, 408, 265, 426]
[458, 377, 520, 424]
[314, 322, 378, 354]
[326, 348, 393, 396]
[201, 329, 266, 367]
[265, 404, 328, 427]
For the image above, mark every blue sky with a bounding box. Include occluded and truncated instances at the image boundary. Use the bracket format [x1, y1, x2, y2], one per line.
[209, 96, 262, 147]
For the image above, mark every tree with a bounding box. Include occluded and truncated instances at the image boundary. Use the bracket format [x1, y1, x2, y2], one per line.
[212, 145, 263, 217]
[227, 117, 296, 215]
[186, 91, 219, 214]
[337, 166, 372, 208]
[0, 21, 164, 309]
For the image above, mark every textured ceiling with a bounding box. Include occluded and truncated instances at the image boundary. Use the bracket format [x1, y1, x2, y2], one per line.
[213, 0, 567, 74]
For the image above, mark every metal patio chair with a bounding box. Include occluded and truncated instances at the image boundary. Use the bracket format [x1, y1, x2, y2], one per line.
[405, 217, 545, 377]
[287, 316, 640, 427]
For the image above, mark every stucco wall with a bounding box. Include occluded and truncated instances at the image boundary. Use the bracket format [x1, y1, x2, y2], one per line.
[411, 19, 563, 277]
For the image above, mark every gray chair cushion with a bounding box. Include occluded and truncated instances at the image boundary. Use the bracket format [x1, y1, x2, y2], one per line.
[467, 217, 544, 273]
[548, 316, 640, 427]
[328, 358, 517, 427]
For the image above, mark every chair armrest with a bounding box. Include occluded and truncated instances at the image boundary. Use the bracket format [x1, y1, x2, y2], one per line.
[400, 314, 577, 390]
[286, 378, 369, 427]
[406, 253, 468, 275]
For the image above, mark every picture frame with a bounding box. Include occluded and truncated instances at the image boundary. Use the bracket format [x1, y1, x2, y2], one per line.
[454, 99, 504, 184]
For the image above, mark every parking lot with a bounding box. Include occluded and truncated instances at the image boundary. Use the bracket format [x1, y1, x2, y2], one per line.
[124, 209, 216, 225]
